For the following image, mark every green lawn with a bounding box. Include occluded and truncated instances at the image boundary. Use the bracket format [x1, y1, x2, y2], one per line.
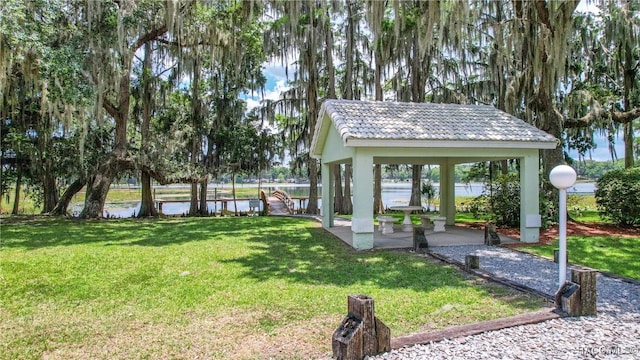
[1, 216, 545, 359]
[519, 235, 640, 281]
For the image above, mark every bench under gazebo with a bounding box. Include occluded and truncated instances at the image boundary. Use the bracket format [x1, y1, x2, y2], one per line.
[310, 99, 558, 250]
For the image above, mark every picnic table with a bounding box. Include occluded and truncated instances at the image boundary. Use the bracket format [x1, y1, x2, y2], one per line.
[388, 206, 423, 232]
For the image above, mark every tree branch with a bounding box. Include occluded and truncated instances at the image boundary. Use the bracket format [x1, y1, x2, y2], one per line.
[102, 99, 119, 119]
[612, 108, 640, 124]
[564, 107, 640, 128]
[130, 1, 195, 52]
[132, 25, 168, 52]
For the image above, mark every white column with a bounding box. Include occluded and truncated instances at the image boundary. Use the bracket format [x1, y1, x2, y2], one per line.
[321, 161, 334, 229]
[439, 159, 456, 225]
[558, 187, 568, 286]
[520, 152, 541, 243]
[351, 152, 374, 250]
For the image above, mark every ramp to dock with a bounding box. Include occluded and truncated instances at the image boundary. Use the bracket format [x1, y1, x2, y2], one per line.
[267, 196, 291, 215]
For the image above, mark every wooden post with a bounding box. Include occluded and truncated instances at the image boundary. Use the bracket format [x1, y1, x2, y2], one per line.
[465, 255, 479, 271]
[558, 282, 581, 316]
[332, 295, 390, 360]
[413, 227, 428, 253]
[555, 269, 597, 316]
[572, 269, 597, 316]
[332, 317, 363, 360]
[484, 223, 501, 245]
[375, 317, 391, 354]
[348, 295, 376, 356]
[553, 249, 568, 264]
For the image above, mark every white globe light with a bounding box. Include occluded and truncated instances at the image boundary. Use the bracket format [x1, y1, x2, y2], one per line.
[549, 165, 577, 190]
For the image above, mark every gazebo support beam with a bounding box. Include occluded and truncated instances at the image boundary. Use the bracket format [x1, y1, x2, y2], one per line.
[442, 160, 456, 225]
[321, 161, 335, 229]
[520, 152, 541, 243]
[351, 151, 374, 250]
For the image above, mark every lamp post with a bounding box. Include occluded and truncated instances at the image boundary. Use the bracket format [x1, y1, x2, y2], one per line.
[549, 165, 577, 289]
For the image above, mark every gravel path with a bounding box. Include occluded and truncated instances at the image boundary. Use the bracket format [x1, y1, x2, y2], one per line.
[370, 245, 640, 360]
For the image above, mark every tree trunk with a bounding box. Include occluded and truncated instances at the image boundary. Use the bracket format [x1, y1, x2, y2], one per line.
[41, 170, 59, 213]
[334, 164, 344, 213]
[307, 160, 319, 214]
[623, 37, 635, 169]
[409, 165, 422, 207]
[408, 32, 427, 208]
[81, 70, 131, 218]
[81, 173, 111, 218]
[137, 170, 158, 217]
[189, 183, 199, 215]
[82, 158, 120, 218]
[305, 25, 319, 215]
[374, 164, 384, 214]
[624, 122, 634, 169]
[50, 177, 85, 216]
[325, 20, 342, 215]
[343, 164, 353, 214]
[232, 171, 238, 216]
[137, 42, 158, 218]
[12, 169, 22, 215]
[373, 31, 384, 214]
[38, 117, 58, 213]
[199, 180, 208, 216]
[189, 57, 202, 216]
[338, 3, 355, 215]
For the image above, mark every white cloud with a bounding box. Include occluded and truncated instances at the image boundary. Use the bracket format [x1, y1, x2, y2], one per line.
[243, 79, 291, 111]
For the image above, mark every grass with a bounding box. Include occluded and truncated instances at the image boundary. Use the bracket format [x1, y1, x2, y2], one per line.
[519, 236, 640, 281]
[0, 216, 546, 359]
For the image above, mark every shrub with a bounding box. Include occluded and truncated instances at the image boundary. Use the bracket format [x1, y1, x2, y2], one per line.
[595, 167, 640, 226]
[469, 174, 520, 227]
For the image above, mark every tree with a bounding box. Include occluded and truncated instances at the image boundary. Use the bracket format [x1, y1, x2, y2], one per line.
[562, 1, 640, 167]
[264, 1, 333, 214]
[1, 0, 93, 215]
[134, 42, 158, 217]
[77, 1, 183, 218]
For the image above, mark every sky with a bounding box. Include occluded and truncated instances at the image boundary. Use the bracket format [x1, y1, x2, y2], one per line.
[567, 132, 625, 162]
[243, 61, 293, 111]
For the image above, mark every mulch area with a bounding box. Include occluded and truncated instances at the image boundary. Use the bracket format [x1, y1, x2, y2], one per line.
[457, 221, 640, 246]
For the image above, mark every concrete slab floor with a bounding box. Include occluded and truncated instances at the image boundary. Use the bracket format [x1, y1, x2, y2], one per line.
[326, 221, 520, 249]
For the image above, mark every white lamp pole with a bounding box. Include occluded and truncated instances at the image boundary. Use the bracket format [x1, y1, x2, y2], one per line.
[549, 165, 577, 289]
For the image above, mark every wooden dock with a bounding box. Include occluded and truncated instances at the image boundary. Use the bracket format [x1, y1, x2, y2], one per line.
[268, 190, 309, 215]
[153, 190, 308, 216]
[267, 196, 291, 215]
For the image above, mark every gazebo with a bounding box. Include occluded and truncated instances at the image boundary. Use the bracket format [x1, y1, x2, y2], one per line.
[310, 99, 558, 250]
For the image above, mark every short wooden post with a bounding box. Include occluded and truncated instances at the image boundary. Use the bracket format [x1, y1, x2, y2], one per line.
[484, 223, 501, 245]
[558, 282, 581, 315]
[555, 269, 597, 316]
[348, 295, 376, 356]
[332, 295, 390, 360]
[553, 249, 568, 264]
[332, 317, 363, 360]
[374, 318, 391, 354]
[465, 255, 479, 271]
[572, 269, 597, 316]
[413, 227, 428, 253]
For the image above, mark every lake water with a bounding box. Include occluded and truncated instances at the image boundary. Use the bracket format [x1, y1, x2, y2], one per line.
[94, 182, 596, 218]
